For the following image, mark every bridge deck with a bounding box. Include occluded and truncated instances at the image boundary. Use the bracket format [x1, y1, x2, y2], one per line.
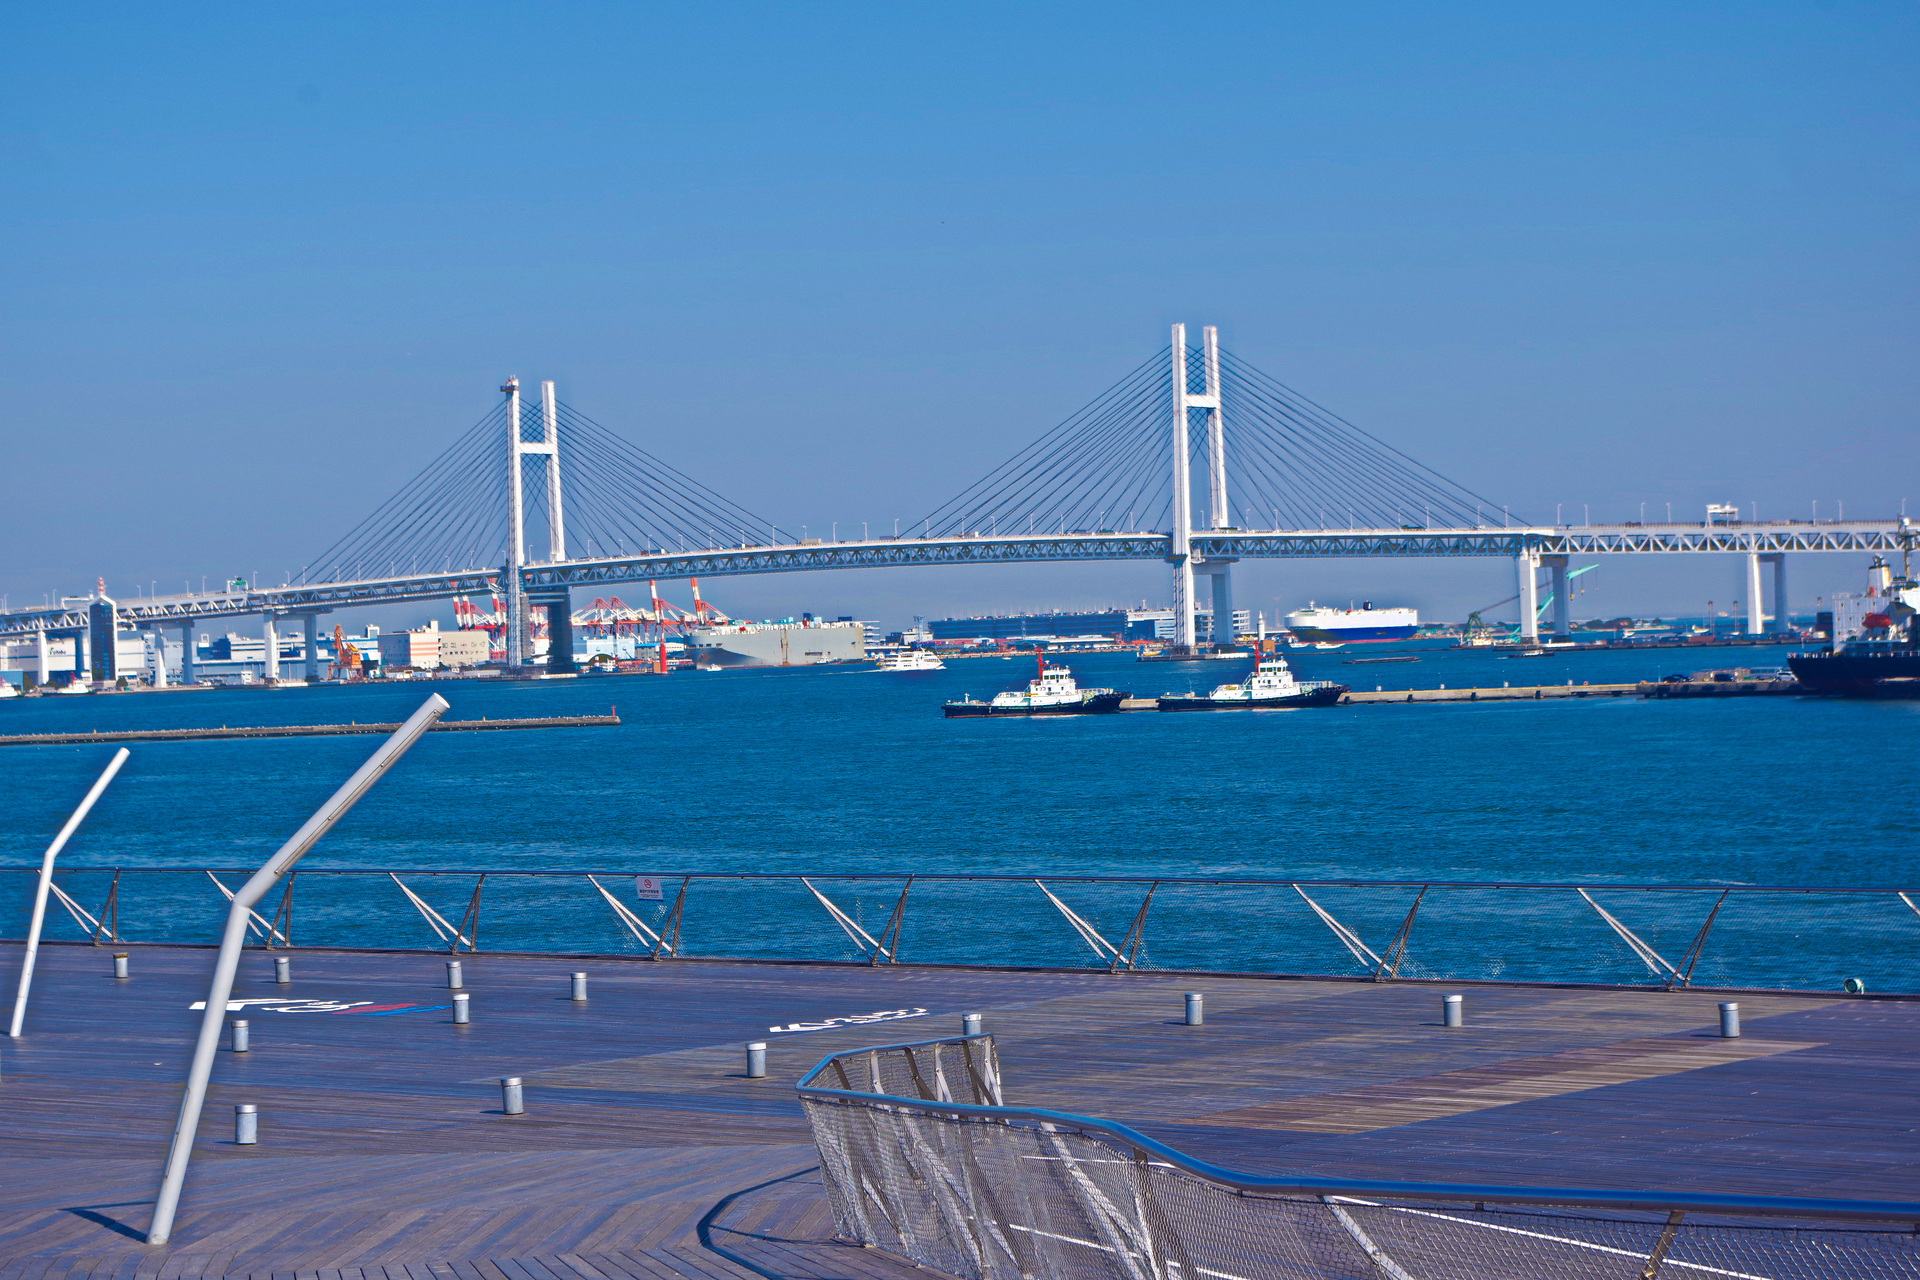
[1, 942, 1914, 1278]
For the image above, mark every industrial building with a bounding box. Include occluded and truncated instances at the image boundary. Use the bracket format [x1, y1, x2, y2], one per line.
[376, 620, 490, 671]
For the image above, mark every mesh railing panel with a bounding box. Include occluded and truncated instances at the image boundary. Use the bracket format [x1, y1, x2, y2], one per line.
[800, 1039, 1920, 1280]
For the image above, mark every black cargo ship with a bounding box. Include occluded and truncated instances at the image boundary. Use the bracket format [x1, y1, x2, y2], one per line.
[1787, 552, 1920, 696]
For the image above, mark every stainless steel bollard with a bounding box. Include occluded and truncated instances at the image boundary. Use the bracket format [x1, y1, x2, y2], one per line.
[452, 992, 470, 1024]
[446, 959, 464, 989]
[501, 1076, 524, 1114]
[1443, 994, 1464, 1028]
[962, 1012, 983, 1037]
[570, 972, 588, 1002]
[1719, 1002, 1740, 1038]
[746, 1041, 768, 1079]
[112, 952, 130, 980]
[234, 1104, 258, 1145]
[231, 1019, 250, 1053]
[273, 956, 291, 985]
[1184, 992, 1204, 1026]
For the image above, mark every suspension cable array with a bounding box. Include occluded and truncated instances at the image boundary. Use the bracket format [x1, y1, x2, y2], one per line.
[917, 343, 1503, 538]
[298, 399, 786, 585]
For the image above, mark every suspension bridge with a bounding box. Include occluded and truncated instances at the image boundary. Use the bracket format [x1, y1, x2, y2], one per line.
[2, 324, 1909, 680]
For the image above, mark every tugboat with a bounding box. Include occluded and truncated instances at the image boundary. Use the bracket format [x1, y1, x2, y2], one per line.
[1156, 655, 1347, 710]
[943, 658, 1127, 717]
[1788, 546, 1920, 695]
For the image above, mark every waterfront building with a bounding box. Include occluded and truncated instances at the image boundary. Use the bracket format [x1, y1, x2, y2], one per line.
[376, 620, 491, 670]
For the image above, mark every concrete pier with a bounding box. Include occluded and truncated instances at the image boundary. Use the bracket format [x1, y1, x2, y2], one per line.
[0, 712, 620, 748]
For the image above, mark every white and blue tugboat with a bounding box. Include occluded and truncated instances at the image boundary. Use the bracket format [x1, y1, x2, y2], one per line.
[943, 660, 1127, 717]
[1156, 655, 1347, 710]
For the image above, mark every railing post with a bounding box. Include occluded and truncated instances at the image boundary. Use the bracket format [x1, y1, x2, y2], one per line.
[146, 695, 447, 1246]
[10, 748, 130, 1039]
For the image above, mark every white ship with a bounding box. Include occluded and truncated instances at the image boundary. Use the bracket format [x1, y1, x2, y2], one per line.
[1284, 601, 1419, 644]
[1157, 656, 1347, 710]
[874, 651, 945, 672]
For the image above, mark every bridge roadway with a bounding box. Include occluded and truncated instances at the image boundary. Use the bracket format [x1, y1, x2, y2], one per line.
[2, 520, 1910, 638]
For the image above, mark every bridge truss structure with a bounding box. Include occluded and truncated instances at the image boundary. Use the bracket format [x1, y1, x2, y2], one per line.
[2, 326, 1911, 679]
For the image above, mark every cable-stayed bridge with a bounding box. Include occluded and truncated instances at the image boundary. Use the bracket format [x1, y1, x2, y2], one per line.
[3, 325, 1910, 679]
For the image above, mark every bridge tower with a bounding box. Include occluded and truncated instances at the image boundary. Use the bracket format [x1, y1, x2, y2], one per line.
[504, 377, 573, 672]
[1170, 323, 1228, 651]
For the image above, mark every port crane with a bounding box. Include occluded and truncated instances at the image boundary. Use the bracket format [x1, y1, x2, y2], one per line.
[1466, 564, 1597, 636]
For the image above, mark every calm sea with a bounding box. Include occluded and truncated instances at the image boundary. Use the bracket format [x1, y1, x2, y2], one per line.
[4, 644, 1916, 991]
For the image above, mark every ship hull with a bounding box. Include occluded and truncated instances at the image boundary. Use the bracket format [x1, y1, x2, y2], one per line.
[1156, 684, 1348, 711]
[1787, 650, 1920, 695]
[943, 691, 1128, 717]
[1286, 625, 1419, 644]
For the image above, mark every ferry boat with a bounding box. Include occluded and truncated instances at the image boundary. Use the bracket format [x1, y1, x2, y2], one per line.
[942, 661, 1127, 717]
[1285, 602, 1418, 644]
[1788, 553, 1920, 695]
[874, 651, 945, 672]
[1156, 656, 1348, 710]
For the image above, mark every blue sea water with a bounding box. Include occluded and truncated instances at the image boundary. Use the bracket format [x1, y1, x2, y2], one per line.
[4, 645, 1916, 991]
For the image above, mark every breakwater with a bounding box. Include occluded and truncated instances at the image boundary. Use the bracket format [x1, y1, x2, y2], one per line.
[0, 712, 619, 747]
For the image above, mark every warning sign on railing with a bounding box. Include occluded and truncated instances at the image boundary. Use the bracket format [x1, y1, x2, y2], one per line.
[635, 876, 664, 901]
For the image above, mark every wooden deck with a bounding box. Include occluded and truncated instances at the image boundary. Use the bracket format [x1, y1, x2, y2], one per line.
[1, 941, 1915, 1278]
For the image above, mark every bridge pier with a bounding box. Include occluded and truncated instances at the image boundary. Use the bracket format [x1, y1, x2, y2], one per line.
[1745, 552, 1766, 636]
[1765, 554, 1788, 635]
[1203, 561, 1237, 647]
[303, 614, 322, 683]
[533, 591, 575, 673]
[179, 622, 196, 685]
[262, 613, 279, 682]
[1516, 550, 1540, 642]
[34, 629, 49, 686]
[1544, 555, 1571, 638]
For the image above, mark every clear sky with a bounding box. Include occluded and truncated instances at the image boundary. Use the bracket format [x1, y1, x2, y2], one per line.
[3, 3, 1915, 629]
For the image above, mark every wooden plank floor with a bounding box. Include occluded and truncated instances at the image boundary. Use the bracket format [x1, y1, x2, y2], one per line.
[1, 942, 1916, 1278]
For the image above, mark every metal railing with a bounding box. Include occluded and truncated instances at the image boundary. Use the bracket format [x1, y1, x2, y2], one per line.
[798, 1034, 1920, 1280]
[5, 867, 1919, 995]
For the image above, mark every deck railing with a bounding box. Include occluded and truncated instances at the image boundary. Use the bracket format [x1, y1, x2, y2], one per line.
[798, 1034, 1920, 1280]
[4, 867, 1918, 995]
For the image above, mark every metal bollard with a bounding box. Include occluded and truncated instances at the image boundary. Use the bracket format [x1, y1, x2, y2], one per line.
[234, 1104, 258, 1145]
[112, 952, 129, 980]
[962, 1012, 983, 1038]
[446, 959, 464, 989]
[1184, 992, 1204, 1026]
[452, 992, 470, 1024]
[1443, 994, 1464, 1028]
[273, 956, 291, 985]
[501, 1076, 525, 1114]
[1719, 1002, 1740, 1038]
[570, 972, 588, 1002]
[231, 1019, 251, 1053]
[746, 1041, 768, 1079]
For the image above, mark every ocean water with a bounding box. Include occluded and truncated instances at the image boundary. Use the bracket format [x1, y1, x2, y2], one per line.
[4, 644, 1916, 991]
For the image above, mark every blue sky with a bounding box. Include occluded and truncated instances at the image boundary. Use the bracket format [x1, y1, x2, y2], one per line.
[2, 3, 1914, 627]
